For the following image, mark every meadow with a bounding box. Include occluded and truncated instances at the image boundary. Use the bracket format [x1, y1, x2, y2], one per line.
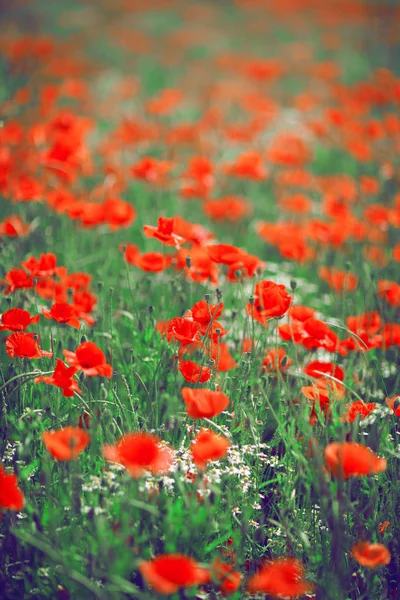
[1, 0, 400, 598]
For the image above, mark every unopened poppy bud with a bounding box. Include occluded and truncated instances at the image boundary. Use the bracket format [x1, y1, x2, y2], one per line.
[208, 358, 215, 366]
[204, 293, 210, 303]
[6, 297, 11, 305]
[97, 281, 103, 291]
[148, 305, 154, 313]
[345, 261, 351, 271]
[249, 296, 255, 306]
[235, 269, 242, 279]
[232, 310, 237, 319]
[100, 384, 108, 401]
[186, 256, 191, 268]
[290, 279, 297, 291]
[102, 409, 113, 424]
[216, 289, 222, 301]
[80, 335, 87, 344]
[281, 355, 288, 367]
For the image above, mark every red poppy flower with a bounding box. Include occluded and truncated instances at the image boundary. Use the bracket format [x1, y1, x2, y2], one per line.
[303, 360, 344, 381]
[212, 559, 242, 596]
[138, 554, 210, 595]
[346, 311, 382, 335]
[2, 268, 34, 294]
[302, 318, 340, 352]
[377, 279, 400, 307]
[0, 215, 30, 237]
[21, 253, 62, 278]
[63, 341, 112, 377]
[341, 401, 376, 423]
[166, 317, 201, 347]
[182, 387, 230, 418]
[263, 348, 292, 372]
[34, 359, 81, 397]
[131, 157, 173, 183]
[176, 248, 220, 285]
[0, 465, 24, 512]
[102, 432, 173, 477]
[247, 281, 291, 324]
[224, 151, 267, 180]
[247, 558, 314, 598]
[319, 266, 358, 293]
[179, 360, 211, 383]
[386, 395, 400, 416]
[204, 196, 252, 222]
[351, 542, 391, 569]
[288, 305, 315, 322]
[42, 427, 90, 460]
[125, 248, 172, 272]
[0, 308, 40, 332]
[143, 217, 184, 248]
[103, 197, 136, 231]
[210, 342, 238, 371]
[190, 429, 230, 468]
[5, 332, 52, 359]
[42, 302, 81, 329]
[324, 442, 387, 479]
[172, 216, 214, 246]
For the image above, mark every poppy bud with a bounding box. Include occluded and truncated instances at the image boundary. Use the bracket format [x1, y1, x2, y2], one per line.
[186, 256, 191, 268]
[204, 293, 210, 303]
[80, 335, 87, 344]
[290, 279, 297, 291]
[97, 281, 103, 291]
[345, 261, 352, 271]
[249, 296, 254, 306]
[148, 305, 154, 313]
[216, 289, 222, 301]
[6, 297, 11, 305]
[393, 396, 400, 411]
[100, 384, 108, 401]
[102, 409, 113, 424]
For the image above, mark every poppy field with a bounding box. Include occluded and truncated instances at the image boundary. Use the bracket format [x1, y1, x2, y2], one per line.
[1, 0, 400, 598]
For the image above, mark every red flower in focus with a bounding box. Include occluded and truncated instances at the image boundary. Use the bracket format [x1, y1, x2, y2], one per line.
[190, 429, 230, 468]
[247, 558, 314, 598]
[351, 541, 391, 570]
[63, 341, 112, 377]
[182, 387, 230, 418]
[341, 401, 376, 423]
[2, 268, 34, 294]
[143, 217, 184, 248]
[247, 281, 291, 324]
[179, 360, 211, 383]
[0, 465, 24, 512]
[166, 317, 201, 347]
[42, 427, 90, 460]
[5, 332, 52, 359]
[138, 554, 210, 595]
[42, 302, 80, 329]
[102, 432, 173, 478]
[34, 359, 81, 397]
[324, 442, 387, 479]
[0, 308, 40, 332]
[0, 215, 30, 237]
[212, 559, 242, 596]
